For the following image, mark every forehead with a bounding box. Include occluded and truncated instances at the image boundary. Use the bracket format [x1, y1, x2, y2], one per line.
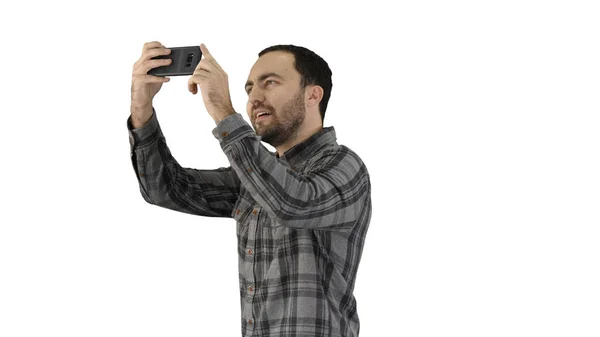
[246, 51, 298, 82]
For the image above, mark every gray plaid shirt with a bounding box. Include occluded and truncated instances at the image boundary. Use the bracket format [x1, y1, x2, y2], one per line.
[127, 109, 372, 337]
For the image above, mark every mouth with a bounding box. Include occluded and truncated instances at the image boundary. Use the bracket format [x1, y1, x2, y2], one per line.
[256, 114, 271, 122]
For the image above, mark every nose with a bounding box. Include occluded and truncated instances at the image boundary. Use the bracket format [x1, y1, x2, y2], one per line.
[248, 86, 265, 106]
[248, 89, 266, 116]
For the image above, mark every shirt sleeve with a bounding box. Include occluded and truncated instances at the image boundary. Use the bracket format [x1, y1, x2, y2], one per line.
[212, 113, 371, 230]
[127, 108, 241, 218]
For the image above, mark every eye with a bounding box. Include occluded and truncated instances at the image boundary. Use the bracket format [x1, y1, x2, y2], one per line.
[247, 80, 277, 95]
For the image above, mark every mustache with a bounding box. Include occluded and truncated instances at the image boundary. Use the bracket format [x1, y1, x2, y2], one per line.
[252, 107, 275, 119]
[252, 102, 274, 112]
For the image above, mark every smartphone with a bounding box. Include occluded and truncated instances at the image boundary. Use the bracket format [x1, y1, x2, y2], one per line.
[148, 46, 202, 77]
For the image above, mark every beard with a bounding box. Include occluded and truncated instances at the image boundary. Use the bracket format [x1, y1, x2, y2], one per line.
[254, 88, 306, 148]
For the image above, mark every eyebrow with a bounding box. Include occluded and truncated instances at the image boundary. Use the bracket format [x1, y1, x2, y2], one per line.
[245, 73, 285, 91]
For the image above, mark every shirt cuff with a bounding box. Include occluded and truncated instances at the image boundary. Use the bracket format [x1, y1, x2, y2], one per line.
[127, 107, 160, 148]
[211, 113, 256, 153]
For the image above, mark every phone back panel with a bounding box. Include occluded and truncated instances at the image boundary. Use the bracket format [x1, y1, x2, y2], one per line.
[148, 46, 202, 76]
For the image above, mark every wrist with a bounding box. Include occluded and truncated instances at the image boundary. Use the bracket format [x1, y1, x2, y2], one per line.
[213, 108, 236, 125]
[130, 105, 153, 129]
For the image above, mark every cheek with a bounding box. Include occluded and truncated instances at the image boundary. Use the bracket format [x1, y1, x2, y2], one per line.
[246, 102, 253, 117]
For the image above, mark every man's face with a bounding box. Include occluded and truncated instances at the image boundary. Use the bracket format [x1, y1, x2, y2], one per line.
[245, 51, 306, 147]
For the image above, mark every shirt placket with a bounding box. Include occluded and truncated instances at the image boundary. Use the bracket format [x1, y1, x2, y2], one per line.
[243, 205, 260, 336]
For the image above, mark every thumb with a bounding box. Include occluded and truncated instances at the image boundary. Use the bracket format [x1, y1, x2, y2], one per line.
[188, 79, 197, 95]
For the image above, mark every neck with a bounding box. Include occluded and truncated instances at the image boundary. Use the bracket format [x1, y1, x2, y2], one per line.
[276, 123, 323, 158]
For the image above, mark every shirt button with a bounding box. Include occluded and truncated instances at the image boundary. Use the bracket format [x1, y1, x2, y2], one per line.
[139, 172, 145, 177]
[247, 167, 253, 173]
[247, 249, 253, 255]
[221, 131, 229, 137]
[236, 209, 240, 215]
[248, 319, 253, 325]
[252, 209, 258, 215]
[247, 285, 254, 292]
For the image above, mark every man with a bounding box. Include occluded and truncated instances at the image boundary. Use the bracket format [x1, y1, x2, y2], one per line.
[127, 41, 372, 337]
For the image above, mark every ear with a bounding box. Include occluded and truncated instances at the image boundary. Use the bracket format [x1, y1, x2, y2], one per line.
[305, 85, 323, 109]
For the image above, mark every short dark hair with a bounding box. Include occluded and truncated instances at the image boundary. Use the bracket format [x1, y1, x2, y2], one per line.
[258, 45, 332, 123]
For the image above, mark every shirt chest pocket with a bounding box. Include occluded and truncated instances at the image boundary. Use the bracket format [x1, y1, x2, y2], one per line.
[231, 196, 250, 220]
[231, 196, 252, 238]
[232, 194, 281, 227]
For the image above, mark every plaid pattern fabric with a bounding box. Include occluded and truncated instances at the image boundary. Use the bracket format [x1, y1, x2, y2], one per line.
[127, 109, 372, 337]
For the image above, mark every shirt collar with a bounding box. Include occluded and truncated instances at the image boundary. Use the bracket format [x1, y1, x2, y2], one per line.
[275, 126, 338, 167]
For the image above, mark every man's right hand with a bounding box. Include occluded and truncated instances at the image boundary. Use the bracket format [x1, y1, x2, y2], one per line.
[130, 41, 172, 128]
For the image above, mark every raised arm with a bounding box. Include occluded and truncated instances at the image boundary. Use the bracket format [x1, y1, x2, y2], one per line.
[212, 113, 371, 229]
[127, 108, 240, 218]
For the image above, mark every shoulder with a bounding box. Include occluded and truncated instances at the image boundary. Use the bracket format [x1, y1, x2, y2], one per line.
[310, 144, 370, 182]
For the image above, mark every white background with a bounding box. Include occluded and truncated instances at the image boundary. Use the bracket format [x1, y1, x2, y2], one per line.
[1, 0, 599, 336]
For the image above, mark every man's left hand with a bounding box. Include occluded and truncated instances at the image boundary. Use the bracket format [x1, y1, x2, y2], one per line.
[188, 43, 235, 123]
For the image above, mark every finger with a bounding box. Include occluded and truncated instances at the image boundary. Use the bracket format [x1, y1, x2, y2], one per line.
[134, 46, 169, 67]
[200, 43, 211, 59]
[194, 59, 215, 73]
[189, 61, 213, 80]
[188, 75, 200, 94]
[135, 58, 172, 75]
[200, 43, 223, 71]
[188, 69, 211, 94]
[191, 68, 210, 79]
[142, 41, 163, 54]
[143, 46, 171, 62]
[133, 47, 171, 73]
[134, 74, 170, 83]
[188, 80, 197, 94]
